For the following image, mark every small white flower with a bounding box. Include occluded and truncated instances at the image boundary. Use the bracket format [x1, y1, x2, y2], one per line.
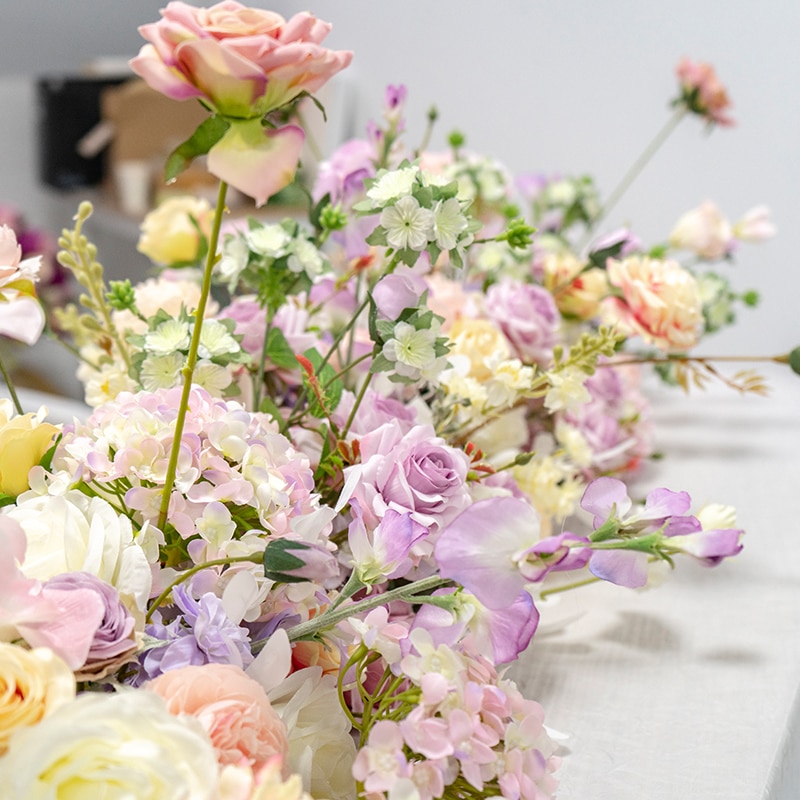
[431, 197, 469, 251]
[288, 238, 325, 277]
[197, 319, 240, 359]
[144, 319, 190, 356]
[366, 166, 419, 207]
[193, 360, 232, 394]
[543, 366, 591, 412]
[379, 196, 434, 251]
[196, 501, 236, 547]
[218, 235, 250, 288]
[140, 352, 184, 391]
[382, 321, 437, 378]
[246, 224, 291, 257]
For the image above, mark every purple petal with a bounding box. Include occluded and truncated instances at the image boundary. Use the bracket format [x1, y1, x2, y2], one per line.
[580, 477, 632, 526]
[643, 487, 692, 520]
[589, 550, 649, 588]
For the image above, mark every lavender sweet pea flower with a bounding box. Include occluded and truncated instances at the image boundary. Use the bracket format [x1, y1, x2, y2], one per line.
[44, 572, 137, 675]
[664, 527, 744, 566]
[411, 587, 539, 665]
[588, 550, 650, 588]
[484, 279, 559, 364]
[434, 496, 542, 609]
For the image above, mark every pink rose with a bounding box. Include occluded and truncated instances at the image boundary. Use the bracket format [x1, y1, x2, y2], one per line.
[669, 201, 734, 260]
[0, 225, 44, 345]
[602, 256, 703, 352]
[146, 663, 289, 772]
[131, 2, 352, 119]
[343, 421, 471, 532]
[675, 57, 734, 127]
[130, 2, 352, 206]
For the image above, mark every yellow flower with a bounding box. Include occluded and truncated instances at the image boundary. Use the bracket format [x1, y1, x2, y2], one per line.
[448, 318, 511, 382]
[0, 401, 59, 497]
[0, 644, 76, 754]
[137, 195, 213, 266]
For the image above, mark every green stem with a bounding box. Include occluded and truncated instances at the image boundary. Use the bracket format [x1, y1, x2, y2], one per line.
[145, 552, 258, 623]
[538, 574, 602, 600]
[341, 369, 375, 439]
[581, 106, 687, 248]
[606, 352, 789, 367]
[0, 348, 24, 415]
[285, 575, 450, 642]
[157, 181, 228, 532]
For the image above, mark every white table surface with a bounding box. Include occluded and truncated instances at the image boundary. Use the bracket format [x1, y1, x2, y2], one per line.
[514, 365, 800, 799]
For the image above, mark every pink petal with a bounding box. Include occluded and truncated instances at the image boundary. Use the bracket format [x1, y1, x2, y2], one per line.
[207, 121, 304, 207]
[0, 295, 45, 345]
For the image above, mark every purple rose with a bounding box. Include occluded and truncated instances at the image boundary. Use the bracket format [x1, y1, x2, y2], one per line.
[343, 421, 471, 532]
[44, 571, 137, 676]
[484, 279, 559, 364]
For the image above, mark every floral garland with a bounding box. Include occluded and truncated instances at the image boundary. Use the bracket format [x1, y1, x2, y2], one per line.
[0, 3, 796, 799]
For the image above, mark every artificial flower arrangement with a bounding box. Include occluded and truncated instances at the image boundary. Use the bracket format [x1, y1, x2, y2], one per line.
[0, 3, 797, 798]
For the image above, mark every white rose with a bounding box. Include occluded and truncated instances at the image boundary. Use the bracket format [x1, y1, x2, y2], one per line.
[3, 490, 152, 613]
[0, 691, 219, 799]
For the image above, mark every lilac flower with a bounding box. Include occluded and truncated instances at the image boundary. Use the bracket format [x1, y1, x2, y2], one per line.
[140, 584, 252, 681]
[484, 279, 559, 364]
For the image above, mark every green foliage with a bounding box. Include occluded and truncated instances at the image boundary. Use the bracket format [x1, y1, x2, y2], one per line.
[165, 116, 230, 183]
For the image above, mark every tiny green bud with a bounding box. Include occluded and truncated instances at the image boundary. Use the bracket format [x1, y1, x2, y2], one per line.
[448, 130, 466, 149]
[319, 203, 348, 232]
[106, 280, 137, 312]
[497, 218, 536, 250]
[741, 289, 760, 307]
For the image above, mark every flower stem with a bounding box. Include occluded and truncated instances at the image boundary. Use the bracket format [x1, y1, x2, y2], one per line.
[0, 349, 24, 415]
[284, 575, 450, 642]
[581, 106, 687, 248]
[157, 181, 228, 532]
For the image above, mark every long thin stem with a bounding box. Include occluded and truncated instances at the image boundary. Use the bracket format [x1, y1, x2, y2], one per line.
[606, 352, 790, 367]
[0, 349, 24, 415]
[581, 106, 687, 249]
[157, 181, 228, 531]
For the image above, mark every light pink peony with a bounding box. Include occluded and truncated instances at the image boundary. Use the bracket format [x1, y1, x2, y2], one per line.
[603, 256, 703, 352]
[146, 662, 289, 771]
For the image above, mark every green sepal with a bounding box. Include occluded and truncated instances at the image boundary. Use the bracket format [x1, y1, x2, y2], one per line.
[262, 538, 310, 583]
[165, 116, 230, 183]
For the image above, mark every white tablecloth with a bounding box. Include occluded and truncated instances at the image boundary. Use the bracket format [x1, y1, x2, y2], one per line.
[514, 366, 800, 799]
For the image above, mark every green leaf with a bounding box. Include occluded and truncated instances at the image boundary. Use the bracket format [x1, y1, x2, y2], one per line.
[265, 327, 298, 370]
[165, 116, 230, 183]
[789, 346, 800, 376]
[262, 538, 310, 583]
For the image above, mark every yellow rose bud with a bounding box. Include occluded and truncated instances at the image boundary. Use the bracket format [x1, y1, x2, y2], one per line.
[137, 195, 213, 266]
[0, 403, 59, 497]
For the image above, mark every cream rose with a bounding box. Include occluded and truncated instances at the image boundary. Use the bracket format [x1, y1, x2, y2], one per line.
[0, 400, 58, 497]
[147, 663, 289, 771]
[0, 690, 219, 799]
[3, 489, 152, 613]
[137, 195, 213, 266]
[0, 644, 75, 753]
[603, 256, 703, 352]
[448, 317, 512, 381]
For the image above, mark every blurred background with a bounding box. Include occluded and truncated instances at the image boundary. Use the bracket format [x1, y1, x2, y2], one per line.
[1, 0, 797, 394]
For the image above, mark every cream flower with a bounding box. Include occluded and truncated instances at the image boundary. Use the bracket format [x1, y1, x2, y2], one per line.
[669, 201, 733, 260]
[382, 321, 438, 378]
[0, 690, 219, 799]
[0, 644, 75, 754]
[144, 318, 191, 355]
[137, 195, 213, 265]
[448, 317, 512, 382]
[3, 489, 152, 613]
[544, 366, 591, 412]
[431, 197, 468, 250]
[198, 319, 241, 358]
[140, 352, 185, 391]
[247, 224, 292, 257]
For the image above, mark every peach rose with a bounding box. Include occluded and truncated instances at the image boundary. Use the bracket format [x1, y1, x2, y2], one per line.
[603, 256, 702, 352]
[0, 643, 75, 753]
[146, 663, 289, 771]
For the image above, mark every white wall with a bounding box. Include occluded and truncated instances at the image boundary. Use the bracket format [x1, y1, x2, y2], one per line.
[2, 1, 798, 361]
